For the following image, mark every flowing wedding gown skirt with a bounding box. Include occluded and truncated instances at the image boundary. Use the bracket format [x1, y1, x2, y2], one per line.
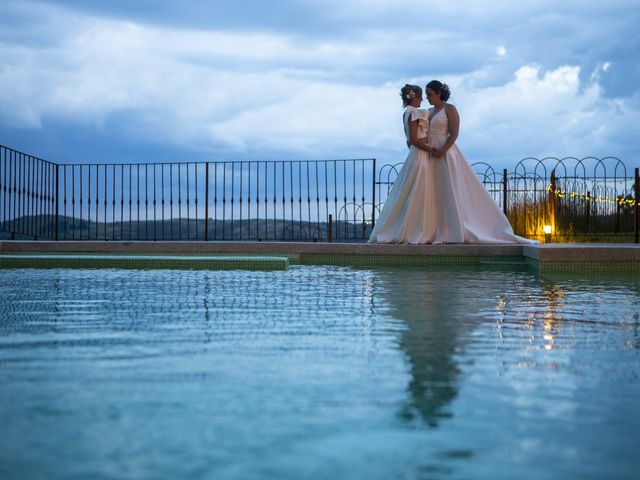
[369, 146, 433, 243]
[426, 138, 535, 244]
[369, 108, 535, 244]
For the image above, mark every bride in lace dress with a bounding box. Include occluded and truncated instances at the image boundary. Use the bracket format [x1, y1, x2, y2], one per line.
[369, 81, 535, 244]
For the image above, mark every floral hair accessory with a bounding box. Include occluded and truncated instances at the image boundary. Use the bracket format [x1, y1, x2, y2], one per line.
[441, 83, 449, 92]
[405, 90, 416, 100]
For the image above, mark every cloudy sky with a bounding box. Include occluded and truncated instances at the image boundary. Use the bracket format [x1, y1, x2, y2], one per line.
[1, 0, 639, 169]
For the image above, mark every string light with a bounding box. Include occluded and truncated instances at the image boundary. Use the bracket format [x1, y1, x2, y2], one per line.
[546, 184, 638, 207]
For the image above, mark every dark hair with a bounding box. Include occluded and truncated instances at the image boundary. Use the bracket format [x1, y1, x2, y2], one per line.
[400, 84, 423, 107]
[426, 80, 451, 102]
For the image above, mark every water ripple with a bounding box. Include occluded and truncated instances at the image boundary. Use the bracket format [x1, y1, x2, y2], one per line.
[0, 266, 639, 479]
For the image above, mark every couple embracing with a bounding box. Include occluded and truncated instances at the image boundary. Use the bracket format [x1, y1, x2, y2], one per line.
[369, 81, 534, 245]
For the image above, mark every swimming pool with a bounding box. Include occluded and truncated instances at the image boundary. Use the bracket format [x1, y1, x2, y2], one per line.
[1, 266, 638, 479]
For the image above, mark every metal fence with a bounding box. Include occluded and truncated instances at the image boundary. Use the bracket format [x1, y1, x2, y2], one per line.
[2, 144, 639, 242]
[0, 147, 57, 240]
[0, 145, 376, 242]
[376, 156, 640, 242]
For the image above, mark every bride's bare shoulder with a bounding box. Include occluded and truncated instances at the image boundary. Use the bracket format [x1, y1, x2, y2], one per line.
[444, 104, 459, 120]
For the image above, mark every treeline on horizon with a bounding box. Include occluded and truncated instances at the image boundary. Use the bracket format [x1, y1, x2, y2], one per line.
[0, 215, 373, 242]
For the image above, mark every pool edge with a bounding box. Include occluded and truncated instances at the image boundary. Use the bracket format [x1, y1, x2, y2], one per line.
[1, 241, 639, 274]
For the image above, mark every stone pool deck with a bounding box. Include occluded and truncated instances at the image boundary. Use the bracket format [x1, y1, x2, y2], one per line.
[1, 241, 639, 273]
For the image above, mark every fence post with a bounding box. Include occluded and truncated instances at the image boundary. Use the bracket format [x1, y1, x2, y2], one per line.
[586, 190, 591, 232]
[371, 158, 376, 231]
[328, 214, 333, 242]
[502, 168, 508, 216]
[635, 167, 639, 243]
[616, 196, 621, 234]
[55, 164, 59, 241]
[205, 163, 209, 241]
[549, 169, 556, 237]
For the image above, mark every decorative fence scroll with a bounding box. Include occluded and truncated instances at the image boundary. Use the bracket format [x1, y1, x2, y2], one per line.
[375, 156, 639, 242]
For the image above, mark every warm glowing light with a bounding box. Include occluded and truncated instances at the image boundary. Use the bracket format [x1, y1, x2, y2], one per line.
[543, 225, 552, 234]
[547, 184, 638, 206]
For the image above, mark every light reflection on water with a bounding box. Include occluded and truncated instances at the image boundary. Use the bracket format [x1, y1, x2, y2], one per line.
[0, 267, 639, 480]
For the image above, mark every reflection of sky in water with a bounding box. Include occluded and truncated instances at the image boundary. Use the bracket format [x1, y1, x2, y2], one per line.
[0, 267, 638, 479]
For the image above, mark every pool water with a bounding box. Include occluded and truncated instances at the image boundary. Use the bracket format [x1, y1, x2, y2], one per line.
[0, 266, 638, 480]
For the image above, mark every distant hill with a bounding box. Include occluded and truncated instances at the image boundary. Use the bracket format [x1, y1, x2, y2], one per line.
[1, 215, 373, 242]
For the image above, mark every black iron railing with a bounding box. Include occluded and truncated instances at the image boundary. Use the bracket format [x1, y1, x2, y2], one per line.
[2, 144, 639, 242]
[0, 145, 376, 241]
[0, 147, 57, 240]
[376, 156, 639, 242]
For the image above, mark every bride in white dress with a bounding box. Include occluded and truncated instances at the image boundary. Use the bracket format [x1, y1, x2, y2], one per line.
[369, 81, 535, 244]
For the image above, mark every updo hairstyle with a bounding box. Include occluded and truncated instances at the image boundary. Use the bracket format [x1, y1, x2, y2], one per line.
[426, 80, 451, 102]
[400, 84, 423, 107]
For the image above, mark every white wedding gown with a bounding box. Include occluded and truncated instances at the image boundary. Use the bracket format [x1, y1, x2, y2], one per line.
[369, 106, 535, 244]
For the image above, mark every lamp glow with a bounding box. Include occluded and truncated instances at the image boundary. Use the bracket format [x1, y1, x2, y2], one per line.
[543, 225, 552, 234]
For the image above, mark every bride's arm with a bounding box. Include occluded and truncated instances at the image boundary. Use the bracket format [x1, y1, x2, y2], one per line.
[432, 105, 459, 158]
[407, 119, 432, 152]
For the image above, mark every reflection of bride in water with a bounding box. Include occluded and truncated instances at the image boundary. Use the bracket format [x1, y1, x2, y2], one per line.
[374, 269, 471, 427]
[377, 270, 574, 426]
